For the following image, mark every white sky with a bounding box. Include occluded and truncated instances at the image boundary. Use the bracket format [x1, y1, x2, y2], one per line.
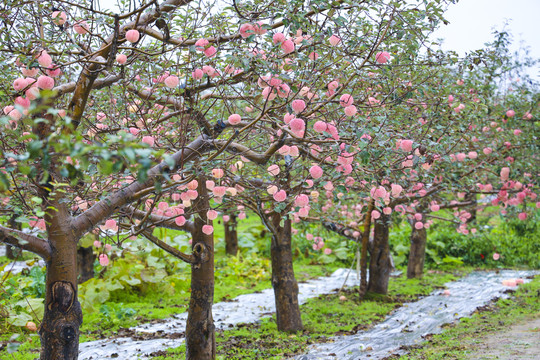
[431, 0, 540, 80]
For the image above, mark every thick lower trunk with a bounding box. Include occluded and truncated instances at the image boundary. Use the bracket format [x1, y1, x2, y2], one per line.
[39, 236, 82, 360]
[407, 222, 427, 279]
[185, 177, 215, 360]
[224, 214, 238, 256]
[270, 214, 302, 332]
[77, 246, 95, 284]
[367, 214, 392, 295]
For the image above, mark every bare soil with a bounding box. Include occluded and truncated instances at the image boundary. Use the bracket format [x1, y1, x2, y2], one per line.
[469, 316, 540, 360]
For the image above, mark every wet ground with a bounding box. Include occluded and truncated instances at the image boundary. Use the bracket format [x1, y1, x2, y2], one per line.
[79, 268, 364, 359]
[296, 270, 538, 360]
[2, 254, 535, 360]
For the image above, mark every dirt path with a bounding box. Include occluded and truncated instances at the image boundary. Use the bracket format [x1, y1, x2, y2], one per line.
[470, 316, 540, 360]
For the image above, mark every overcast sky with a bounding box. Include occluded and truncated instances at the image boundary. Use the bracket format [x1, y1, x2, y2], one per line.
[431, 0, 539, 79]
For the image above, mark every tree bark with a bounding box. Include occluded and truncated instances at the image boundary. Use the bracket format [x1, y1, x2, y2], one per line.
[224, 214, 238, 256]
[359, 200, 375, 298]
[269, 213, 302, 332]
[407, 220, 427, 279]
[6, 216, 22, 259]
[185, 176, 215, 360]
[367, 214, 392, 295]
[77, 246, 95, 284]
[39, 234, 82, 360]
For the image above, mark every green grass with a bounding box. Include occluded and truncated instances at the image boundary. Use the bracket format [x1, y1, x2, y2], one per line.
[400, 274, 540, 360]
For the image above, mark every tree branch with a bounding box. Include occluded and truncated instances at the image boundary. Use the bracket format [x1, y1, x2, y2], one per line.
[67, 0, 192, 127]
[321, 221, 361, 242]
[141, 230, 198, 264]
[70, 134, 211, 238]
[0, 225, 51, 261]
[211, 138, 284, 165]
[53, 74, 122, 97]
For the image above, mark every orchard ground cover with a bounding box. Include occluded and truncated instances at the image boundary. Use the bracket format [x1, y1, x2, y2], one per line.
[2, 208, 538, 359]
[0, 214, 346, 358]
[150, 271, 462, 360]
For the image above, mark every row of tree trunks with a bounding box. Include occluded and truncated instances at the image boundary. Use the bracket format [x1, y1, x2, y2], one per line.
[35, 191, 484, 358]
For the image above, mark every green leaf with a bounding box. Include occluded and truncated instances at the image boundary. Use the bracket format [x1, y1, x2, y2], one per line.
[333, 247, 349, 260]
[7, 311, 33, 327]
[7, 342, 21, 354]
[140, 268, 167, 283]
[120, 275, 141, 286]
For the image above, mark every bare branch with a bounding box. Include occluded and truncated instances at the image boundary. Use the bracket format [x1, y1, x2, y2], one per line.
[141, 230, 197, 264]
[321, 221, 361, 242]
[211, 138, 284, 165]
[53, 74, 122, 97]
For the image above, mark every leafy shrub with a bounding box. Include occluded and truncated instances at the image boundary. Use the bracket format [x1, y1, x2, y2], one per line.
[390, 209, 540, 269]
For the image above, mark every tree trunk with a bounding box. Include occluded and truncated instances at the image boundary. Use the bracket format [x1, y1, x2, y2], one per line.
[407, 220, 427, 279]
[359, 200, 375, 298]
[269, 213, 302, 332]
[77, 246, 95, 284]
[185, 177, 215, 360]
[367, 214, 392, 295]
[39, 233, 82, 360]
[6, 216, 22, 259]
[224, 214, 238, 256]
